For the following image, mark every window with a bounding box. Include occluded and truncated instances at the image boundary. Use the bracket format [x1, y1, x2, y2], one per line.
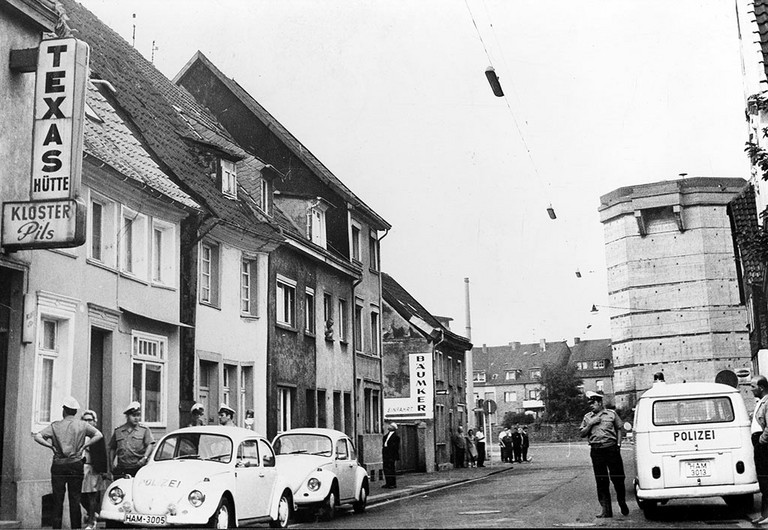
[132, 331, 167, 425]
[200, 242, 220, 306]
[596, 380, 604, 392]
[529, 369, 541, 380]
[335, 438, 348, 460]
[505, 370, 518, 381]
[354, 302, 363, 351]
[240, 257, 258, 316]
[576, 361, 589, 370]
[151, 219, 175, 286]
[259, 178, 272, 215]
[370, 312, 380, 355]
[338, 299, 348, 341]
[364, 388, 380, 434]
[447, 356, 453, 385]
[36, 319, 58, 423]
[259, 439, 275, 467]
[220, 159, 237, 198]
[351, 223, 361, 262]
[473, 371, 486, 383]
[305, 289, 315, 334]
[653, 397, 734, 426]
[317, 389, 327, 428]
[276, 276, 296, 327]
[277, 387, 294, 432]
[91, 201, 103, 261]
[223, 365, 236, 408]
[323, 293, 333, 338]
[121, 207, 147, 278]
[457, 360, 463, 389]
[369, 231, 379, 271]
[333, 391, 342, 431]
[88, 195, 116, 266]
[237, 440, 260, 466]
[528, 388, 541, 400]
[504, 391, 517, 403]
[308, 202, 329, 249]
[593, 360, 607, 369]
[240, 366, 252, 425]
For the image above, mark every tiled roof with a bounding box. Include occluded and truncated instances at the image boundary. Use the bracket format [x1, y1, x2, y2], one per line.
[728, 183, 765, 285]
[61, 0, 281, 242]
[174, 51, 391, 231]
[472, 341, 571, 384]
[569, 338, 613, 377]
[755, 0, 768, 82]
[382, 272, 471, 349]
[84, 83, 199, 210]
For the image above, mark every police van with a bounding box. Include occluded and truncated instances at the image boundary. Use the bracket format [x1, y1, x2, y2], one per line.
[633, 382, 758, 516]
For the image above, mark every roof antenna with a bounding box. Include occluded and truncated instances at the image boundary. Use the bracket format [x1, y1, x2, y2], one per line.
[151, 40, 159, 63]
[132, 13, 136, 47]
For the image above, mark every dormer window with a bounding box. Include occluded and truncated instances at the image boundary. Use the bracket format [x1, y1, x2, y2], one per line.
[307, 200, 329, 249]
[260, 178, 272, 215]
[219, 159, 237, 198]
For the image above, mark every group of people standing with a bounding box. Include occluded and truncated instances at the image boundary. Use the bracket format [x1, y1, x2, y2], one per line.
[498, 424, 531, 464]
[451, 425, 487, 468]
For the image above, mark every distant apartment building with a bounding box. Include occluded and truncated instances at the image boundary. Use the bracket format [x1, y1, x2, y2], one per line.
[599, 177, 752, 409]
[570, 337, 614, 404]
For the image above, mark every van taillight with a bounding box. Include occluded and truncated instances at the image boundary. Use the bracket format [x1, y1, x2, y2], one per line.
[652, 466, 661, 479]
[737, 461, 745, 474]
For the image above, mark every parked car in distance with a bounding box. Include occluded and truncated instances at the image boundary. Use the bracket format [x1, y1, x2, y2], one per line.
[272, 428, 369, 520]
[100, 426, 294, 528]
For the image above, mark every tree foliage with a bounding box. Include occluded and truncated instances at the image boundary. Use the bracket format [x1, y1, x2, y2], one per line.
[540, 362, 584, 423]
[501, 411, 534, 428]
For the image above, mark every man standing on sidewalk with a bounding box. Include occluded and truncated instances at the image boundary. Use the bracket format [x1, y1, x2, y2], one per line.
[34, 397, 103, 529]
[382, 421, 400, 489]
[750, 375, 768, 525]
[475, 426, 486, 467]
[579, 391, 628, 518]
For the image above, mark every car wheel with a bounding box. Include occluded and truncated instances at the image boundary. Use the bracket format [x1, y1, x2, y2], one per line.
[269, 491, 292, 528]
[353, 483, 368, 514]
[104, 522, 125, 529]
[634, 481, 657, 519]
[321, 488, 337, 521]
[208, 497, 231, 529]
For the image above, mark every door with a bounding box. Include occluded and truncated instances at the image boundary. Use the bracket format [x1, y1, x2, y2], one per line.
[89, 328, 109, 425]
[234, 440, 261, 520]
[257, 440, 278, 515]
[334, 438, 356, 500]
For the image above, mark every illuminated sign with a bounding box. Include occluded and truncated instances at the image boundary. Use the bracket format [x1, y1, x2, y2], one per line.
[384, 353, 434, 420]
[2, 199, 86, 251]
[30, 38, 89, 200]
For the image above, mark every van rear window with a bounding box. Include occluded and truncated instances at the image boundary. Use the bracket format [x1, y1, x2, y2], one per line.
[652, 397, 734, 426]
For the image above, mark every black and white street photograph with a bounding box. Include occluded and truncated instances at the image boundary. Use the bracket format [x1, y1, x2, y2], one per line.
[3, 0, 768, 528]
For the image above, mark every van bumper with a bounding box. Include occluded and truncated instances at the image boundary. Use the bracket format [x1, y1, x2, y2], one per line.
[637, 483, 759, 500]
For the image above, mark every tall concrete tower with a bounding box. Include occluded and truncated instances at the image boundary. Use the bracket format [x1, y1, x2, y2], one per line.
[599, 177, 750, 408]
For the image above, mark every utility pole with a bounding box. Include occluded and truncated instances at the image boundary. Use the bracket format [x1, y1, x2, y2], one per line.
[464, 278, 474, 429]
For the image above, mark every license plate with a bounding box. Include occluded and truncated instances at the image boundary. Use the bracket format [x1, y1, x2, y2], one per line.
[124, 513, 167, 526]
[684, 460, 711, 478]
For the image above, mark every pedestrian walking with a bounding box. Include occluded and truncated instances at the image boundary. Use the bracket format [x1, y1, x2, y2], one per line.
[579, 391, 629, 518]
[109, 401, 154, 478]
[218, 403, 236, 426]
[750, 375, 768, 525]
[466, 428, 478, 467]
[452, 426, 467, 468]
[33, 397, 103, 529]
[382, 421, 400, 488]
[79, 410, 108, 530]
[475, 427, 486, 467]
[521, 425, 531, 462]
[511, 424, 523, 463]
[188, 403, 205, 427]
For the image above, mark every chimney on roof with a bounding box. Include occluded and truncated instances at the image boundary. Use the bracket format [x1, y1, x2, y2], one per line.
[511, 341, 520, 351]
[482, 344, 487, 354]
[574, 337, 581, 345]
[540, 338, 546, 352]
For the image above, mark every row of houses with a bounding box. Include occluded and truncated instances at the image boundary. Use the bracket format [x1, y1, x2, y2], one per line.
[0, 0, 473, 524]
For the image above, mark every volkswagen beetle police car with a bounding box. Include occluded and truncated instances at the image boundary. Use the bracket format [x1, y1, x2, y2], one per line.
[633, 382, 759, 516]
[272, 428, 369, 520]
[99, 426, 294, 528]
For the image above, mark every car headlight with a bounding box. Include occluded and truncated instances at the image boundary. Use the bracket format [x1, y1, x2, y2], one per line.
[188, 490, 205, 507]
[108, 486, 125, 505]
[307, 478, 321, 492]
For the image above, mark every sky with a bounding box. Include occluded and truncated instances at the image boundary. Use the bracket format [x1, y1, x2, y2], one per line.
[77, 0, 755, 347]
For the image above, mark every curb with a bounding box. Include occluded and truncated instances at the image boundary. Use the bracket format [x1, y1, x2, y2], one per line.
[367, 466, 515, 507]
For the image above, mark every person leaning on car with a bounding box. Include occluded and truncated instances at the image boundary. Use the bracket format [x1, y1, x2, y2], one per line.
[109, 401, 154, 478]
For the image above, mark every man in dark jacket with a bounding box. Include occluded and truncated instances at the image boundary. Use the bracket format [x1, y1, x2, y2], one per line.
[511, 424, 523, 463]
[382, 422, 400, 489]
[521, 425, 531, 462]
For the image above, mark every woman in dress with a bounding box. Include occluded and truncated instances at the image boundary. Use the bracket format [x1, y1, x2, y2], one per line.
[466, 428, 478, 467]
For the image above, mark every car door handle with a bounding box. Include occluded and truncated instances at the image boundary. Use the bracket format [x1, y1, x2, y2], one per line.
[259, 473, 265, 477]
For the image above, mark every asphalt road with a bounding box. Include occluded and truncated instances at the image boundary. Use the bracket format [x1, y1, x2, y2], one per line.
[294, 443, 760, 529]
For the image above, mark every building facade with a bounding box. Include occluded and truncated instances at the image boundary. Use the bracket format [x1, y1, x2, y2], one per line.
[569, 337, 615, 403]
[599, 177, 752, 409]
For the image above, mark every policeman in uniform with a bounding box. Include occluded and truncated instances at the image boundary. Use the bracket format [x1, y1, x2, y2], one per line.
[109, 401, 154, 477]
[188, 403, 205, 427]
[218, 403, 236, 426]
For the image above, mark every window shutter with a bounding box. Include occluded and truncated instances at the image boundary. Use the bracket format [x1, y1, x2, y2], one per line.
[249, 260, 258, 316]
[211, 245, 220, 306]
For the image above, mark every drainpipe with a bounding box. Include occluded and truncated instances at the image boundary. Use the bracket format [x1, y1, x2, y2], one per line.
[432, 328, 445, 471]
[352, 276, 362, 446]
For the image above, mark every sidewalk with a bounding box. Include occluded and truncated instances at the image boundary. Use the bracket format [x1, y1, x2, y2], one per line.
[368, 458, 517, 506]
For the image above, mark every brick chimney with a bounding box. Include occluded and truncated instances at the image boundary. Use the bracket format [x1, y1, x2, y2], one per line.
[510, 341, 520, 351]
[482, 343, 487, 354]
[540, 338, 546, 352]
[574, 337, 581, 345]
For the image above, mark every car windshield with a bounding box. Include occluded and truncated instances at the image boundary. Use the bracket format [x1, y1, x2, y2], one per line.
[653, 396, 735, 426]
[154, 433, 233, 463]
[273, 434, 333, 456]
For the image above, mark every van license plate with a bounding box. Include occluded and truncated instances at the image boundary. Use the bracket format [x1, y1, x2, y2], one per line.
[684, 460, 711, 478]
[125, 513, 167, 526]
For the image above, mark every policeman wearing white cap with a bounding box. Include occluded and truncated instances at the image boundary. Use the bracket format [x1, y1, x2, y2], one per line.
[218, 403, 236, 426]
[34, 397, 103, 529]
[188, 403, 205, 427]
[109, 401, 154, 478]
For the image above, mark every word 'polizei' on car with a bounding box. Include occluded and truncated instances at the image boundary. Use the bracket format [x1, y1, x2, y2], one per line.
[99, 426, 294, 528]
[272, 428, 369, 520]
